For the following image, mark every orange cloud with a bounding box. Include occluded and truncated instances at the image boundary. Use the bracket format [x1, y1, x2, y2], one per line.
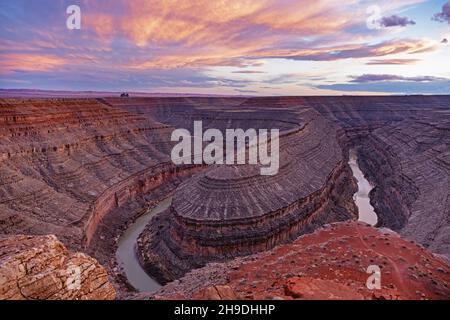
[76, 0, 435, 72]
[84, 0, 358, 48]
[84, 14, 115, 39]
[0, 54, 67, 74]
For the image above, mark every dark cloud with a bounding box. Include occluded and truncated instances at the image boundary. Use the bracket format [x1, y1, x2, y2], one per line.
[442, 38, 448, 44]
[432, 1, 450, 24]
[350, 74, 447, 83]
[380, 15, 416, 27]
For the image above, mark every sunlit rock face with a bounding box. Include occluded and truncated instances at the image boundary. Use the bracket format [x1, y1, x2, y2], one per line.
[0, 234, 116, 300]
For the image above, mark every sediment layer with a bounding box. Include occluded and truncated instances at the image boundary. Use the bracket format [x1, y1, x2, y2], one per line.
[0, 98, 186, 249]
[137, 109, 358, 282]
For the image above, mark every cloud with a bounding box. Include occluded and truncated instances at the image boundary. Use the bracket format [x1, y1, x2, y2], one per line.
[231, 70, 266, 74]
[366, 58, 420, 65]
[380, 15, 416, 27]
[0, 54, 66, 74]
[252, 39, 437, 61]
[442, 38, 448, 44]
[0, 0, 443, 94]
[265, 74, 302, 84]
[67, 0, 435, 68]
[317, 79, 450, 94]
[432, 1, 450, 24]
[350, 74, 447, 83]
[318, 73, 450, 94]
[234, 89, 258, 93]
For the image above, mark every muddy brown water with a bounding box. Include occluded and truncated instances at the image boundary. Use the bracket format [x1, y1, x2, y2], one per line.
[116, 197, 172, 292]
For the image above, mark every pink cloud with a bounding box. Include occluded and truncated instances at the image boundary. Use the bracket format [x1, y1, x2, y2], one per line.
[0, 54, 67, 74]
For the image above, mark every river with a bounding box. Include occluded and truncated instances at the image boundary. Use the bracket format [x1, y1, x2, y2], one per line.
[116, 151, 377, 293]
[115, 197, 172, 292]
[348, 149, 378, 226]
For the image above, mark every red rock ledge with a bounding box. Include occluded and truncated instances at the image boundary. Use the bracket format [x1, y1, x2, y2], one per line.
[147, 222, 450, 300]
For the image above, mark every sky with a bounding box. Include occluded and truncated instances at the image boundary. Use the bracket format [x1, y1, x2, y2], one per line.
[1, 0, 450, 96]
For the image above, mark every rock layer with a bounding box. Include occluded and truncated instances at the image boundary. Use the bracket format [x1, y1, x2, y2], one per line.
[0, 234, 115, 300]
[0, 98, 191, 249]
[137, 109, 358, 282]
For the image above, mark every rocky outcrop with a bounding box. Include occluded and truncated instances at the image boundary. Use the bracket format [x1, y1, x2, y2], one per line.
[146, 222, 450, 300]
[0, 234, 115, 300]
[137, 109, 358, 282]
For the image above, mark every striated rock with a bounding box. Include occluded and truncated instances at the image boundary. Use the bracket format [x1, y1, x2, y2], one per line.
[357, 119, 450, 256]
[0, 234, 115, 300]
[0, 98, 195, 249]
[147, 222, 450, 300]
[137, 109, 358, 282]
[296, 96, 450, 257]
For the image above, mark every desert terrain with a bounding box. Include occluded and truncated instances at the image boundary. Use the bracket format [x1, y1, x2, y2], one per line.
[1, 96, 449, 300]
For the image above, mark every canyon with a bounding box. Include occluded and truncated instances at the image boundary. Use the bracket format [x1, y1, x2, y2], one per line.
[0, 96, 449, 299]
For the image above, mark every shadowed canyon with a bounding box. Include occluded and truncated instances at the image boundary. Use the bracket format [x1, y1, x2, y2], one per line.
[1, 96, 450, 300]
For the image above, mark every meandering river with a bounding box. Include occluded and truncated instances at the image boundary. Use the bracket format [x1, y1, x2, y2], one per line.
[348, 149, 378, 226]
[117, 151, 377, 293]
[115, 197, 172, 292]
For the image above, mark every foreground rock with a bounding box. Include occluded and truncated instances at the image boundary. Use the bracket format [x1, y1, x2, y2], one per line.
[146, 222, 450, 300]
[0, 234, 115, 300]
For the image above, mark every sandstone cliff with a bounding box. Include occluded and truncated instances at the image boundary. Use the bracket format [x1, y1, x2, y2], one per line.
[0, 234, 115, 300]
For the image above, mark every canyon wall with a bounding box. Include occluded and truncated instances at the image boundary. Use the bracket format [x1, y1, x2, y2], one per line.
[294, 96, 450, 257]
[0, 98, 183, 249]
[136, 109, 358, 282]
